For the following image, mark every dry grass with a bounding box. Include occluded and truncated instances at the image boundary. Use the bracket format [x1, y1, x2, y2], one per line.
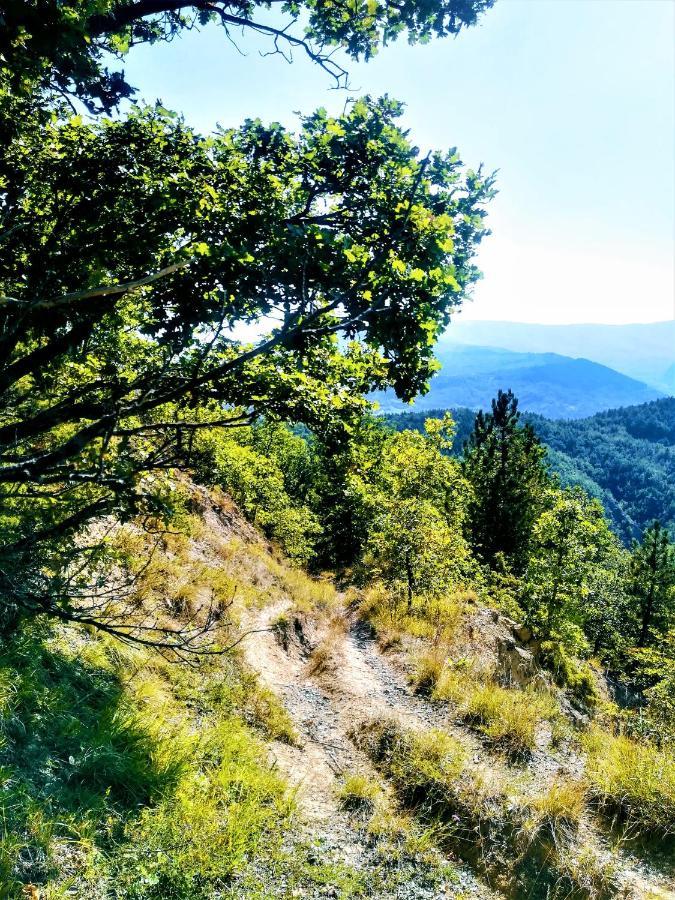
[528, 776, 588, 838]
[584, 728, 675, 838]
[359, 585, 468, 651]
[433, 659, 561, 755]
[307, 614, 347, 676]
[460, 682, 560, 755]
[353, 717, 623, 898]
[280, 567, 339, 615]
[409, 649, 446, 695]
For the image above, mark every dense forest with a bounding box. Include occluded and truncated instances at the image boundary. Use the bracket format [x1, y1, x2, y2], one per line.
[384, 397, 675, 544]
[0, 2, 673, 898]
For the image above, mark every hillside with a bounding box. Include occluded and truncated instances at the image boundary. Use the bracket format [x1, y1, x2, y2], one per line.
[3, 6, 673, 900]
[374, 345, 664, 419]
[383, 397, 675, 542]
[444, 321, 675, 392]
[3, 480, 673, 899]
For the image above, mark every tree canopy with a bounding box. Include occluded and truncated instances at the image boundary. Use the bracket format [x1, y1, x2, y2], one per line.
[0, 0, 496, 644]
[462, 389, 548, 572]
[1, 0, 495, 113]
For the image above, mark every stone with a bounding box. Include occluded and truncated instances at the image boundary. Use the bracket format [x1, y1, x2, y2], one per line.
[514, 624, 533, 643]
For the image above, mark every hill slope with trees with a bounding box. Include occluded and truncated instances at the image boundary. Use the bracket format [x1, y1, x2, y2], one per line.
[1, 3, 674, 898]
[374, 345, 665, 418]
[384, 397, 675, 543]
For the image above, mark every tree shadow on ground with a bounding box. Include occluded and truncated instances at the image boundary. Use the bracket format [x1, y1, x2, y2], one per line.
[0, 620, 183, 890]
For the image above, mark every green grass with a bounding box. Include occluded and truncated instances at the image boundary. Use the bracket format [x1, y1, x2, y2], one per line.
[585, 728, 675, 839]
[336, 773, 384, 813]
[432, 663, 561, 755]
[352, 717, 623, 899]
[0, 619, 293, 898]
[460, 682, 560, 755]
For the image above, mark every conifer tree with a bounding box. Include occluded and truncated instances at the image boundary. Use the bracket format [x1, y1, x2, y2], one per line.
[629, 521, 675, 648]
[462, 390, 549, 572]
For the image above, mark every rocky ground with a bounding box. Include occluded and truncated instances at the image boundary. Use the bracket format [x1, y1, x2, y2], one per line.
[234, 593, 674, 900]
[237, 598, 502, 899]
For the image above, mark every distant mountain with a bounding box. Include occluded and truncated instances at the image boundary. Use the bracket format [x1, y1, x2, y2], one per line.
[443, 320, 675, 392]
[374, 344, 664, 419]
[383, 397, 675, 544]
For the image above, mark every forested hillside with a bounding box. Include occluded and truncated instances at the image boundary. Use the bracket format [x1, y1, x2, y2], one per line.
[384, 397, 675, 543]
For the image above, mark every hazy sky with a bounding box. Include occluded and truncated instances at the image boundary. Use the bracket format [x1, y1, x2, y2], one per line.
[124, 0, 675, 325]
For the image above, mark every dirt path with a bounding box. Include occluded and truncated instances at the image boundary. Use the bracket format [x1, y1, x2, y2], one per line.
[240, 599, 674, 900]
[240, 599, 501, 899]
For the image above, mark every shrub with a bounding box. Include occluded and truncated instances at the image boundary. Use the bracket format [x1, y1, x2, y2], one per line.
[585, 728, 675, 838]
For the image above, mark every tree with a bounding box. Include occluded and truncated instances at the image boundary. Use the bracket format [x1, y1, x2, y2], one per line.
[362, 416, 471, 609]
[523, 488, 617, 643]
[0, 0, 495, 114]
[195, 421, 322, 563]
[365, 498, 463, 610]
[0, 99, 492, 641]
[0, 1, 496, 647]
[462, 390, 549, 572]
[628, 521, 675, 648]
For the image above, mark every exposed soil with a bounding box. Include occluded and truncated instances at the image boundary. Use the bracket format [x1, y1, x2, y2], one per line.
[240, 598, 502, 899]
[239, 596, 675, 900]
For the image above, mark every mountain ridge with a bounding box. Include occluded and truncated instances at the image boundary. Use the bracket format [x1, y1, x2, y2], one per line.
[375, 344, 665, 419]
[443, 320, 675, 391]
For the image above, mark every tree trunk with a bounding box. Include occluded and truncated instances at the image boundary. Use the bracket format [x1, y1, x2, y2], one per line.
[405, 549, 414, 611]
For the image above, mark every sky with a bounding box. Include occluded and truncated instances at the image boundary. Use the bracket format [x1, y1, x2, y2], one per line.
[123, 0, 675, 325]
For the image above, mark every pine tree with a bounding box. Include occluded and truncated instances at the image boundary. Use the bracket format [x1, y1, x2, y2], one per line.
[629, 521, 675, 648]
[462, 390, 549, 573]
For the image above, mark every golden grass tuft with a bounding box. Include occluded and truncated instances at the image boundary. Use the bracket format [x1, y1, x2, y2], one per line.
[460, 682, 560, 755]
[409, 649, 446, 695]
[336, 772, 384, 812]
[584, 728, 675, 838]
[528, 776, 587, 838]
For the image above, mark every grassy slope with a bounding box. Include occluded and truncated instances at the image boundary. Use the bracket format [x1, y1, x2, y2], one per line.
[0, 488, 465, 900]
[0, 490, 346, 899]
[2, 486, 674, 899]
[353, 587, 675, 898]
